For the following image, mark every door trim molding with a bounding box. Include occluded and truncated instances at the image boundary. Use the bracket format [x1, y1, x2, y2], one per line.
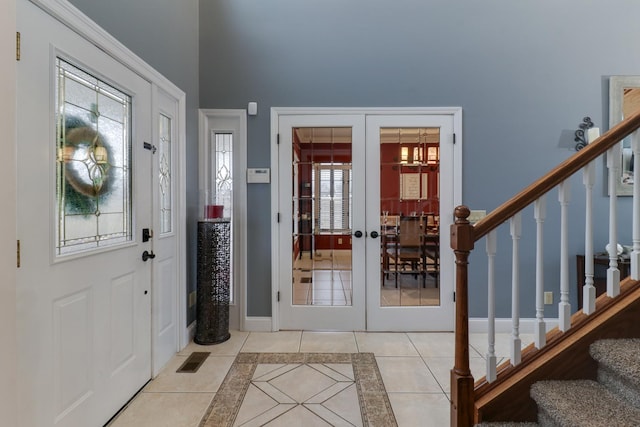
[270, 107, 463, 332]
[2, 0, 17, 424]
[27, 0, 189, 356]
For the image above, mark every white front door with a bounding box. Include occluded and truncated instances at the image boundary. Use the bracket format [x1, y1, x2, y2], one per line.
[274, 109, 460, 332]
[17, 1, 152, 425]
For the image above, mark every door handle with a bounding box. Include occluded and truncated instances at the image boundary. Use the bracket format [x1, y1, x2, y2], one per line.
[370, 231, 379, 239]
[353, 230, 363, 238]
[142, 250, 156, 261]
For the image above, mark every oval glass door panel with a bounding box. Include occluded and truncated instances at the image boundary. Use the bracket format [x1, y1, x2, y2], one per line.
[292, 127, 352, 307]
[380, 127, 440, 307]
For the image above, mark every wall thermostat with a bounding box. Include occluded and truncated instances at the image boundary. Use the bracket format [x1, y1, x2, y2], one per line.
[247, 168, 270, 183]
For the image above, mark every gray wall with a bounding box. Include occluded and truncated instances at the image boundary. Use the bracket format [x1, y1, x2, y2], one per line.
[199, 0, 640, 318]
[65, 0, 640, 321]
[68, 0, 201, 323]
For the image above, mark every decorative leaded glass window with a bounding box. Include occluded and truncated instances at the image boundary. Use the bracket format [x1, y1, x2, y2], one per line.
[214, 133, 233, 217]
[55, 58, 132, 255]
[159, 114, 172, 234]
[213, 132, 233, 302]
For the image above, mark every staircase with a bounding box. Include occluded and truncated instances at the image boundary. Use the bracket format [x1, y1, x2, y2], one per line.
[450, 109, 640, 427]
[476, 339, 640, 427]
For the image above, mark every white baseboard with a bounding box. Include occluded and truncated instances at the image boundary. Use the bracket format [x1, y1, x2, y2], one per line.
[469, 317, 559, 334]
[226, 316, 558, 334]
[243, 316, 273, 332]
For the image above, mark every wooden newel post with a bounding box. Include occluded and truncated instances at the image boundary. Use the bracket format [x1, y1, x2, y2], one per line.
[450, 205, 475, 427]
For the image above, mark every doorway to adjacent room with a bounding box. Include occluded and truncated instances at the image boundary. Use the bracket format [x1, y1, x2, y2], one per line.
[273, 108, 461, 331]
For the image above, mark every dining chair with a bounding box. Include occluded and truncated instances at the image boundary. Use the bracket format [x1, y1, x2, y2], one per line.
[387, 216, 426, 288]
[423, 232, 439, 288]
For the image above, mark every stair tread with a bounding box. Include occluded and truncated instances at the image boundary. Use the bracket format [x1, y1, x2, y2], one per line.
[590, 338, 640, 385]
[531, 379, 640, 426]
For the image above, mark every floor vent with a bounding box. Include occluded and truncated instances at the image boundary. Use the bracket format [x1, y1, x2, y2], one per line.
[176, 352, 210, 373]
[300, 277, 313, 283]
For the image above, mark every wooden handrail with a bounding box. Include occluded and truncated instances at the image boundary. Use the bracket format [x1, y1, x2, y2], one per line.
[473, 109, 640, 241]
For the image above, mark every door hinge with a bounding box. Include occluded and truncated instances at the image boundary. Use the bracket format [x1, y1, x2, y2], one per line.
[277, 291, 280, 302]
[143, 141, 157, 154]
[453, 133, 456, 144]
[16, 240, 20, 268]
[453, 291, 456, 302]
[277, 134, 280, 145]
[277, 212, 280, 223]
[16, 32, 20, 61]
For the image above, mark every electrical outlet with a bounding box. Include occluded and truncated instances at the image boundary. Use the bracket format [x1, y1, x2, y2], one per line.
[544, 291, 553, 305]
[338, 238, 343, 244]
[189, 291, 197, 307]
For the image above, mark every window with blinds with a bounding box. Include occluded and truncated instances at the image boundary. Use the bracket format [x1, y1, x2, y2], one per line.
[313, 164, 352, 233]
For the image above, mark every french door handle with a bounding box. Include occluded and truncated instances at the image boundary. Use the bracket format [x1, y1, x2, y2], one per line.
[142, 250, 156, 261]
[370, 231, 379, 239]
[353, 230, 363, 238]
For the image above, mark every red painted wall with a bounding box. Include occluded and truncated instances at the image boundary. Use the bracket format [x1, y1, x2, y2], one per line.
[296, 142, 440, 252]
[380, 143, 439, 216]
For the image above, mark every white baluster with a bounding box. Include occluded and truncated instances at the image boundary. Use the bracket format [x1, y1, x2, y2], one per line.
[607, 144, 621, 297]
[583, 128, 599, 314]
[632, 129, 640, 280]
[534, 197, 546, 349]
[510, 213, 521, 365]
[559, 181, 571, 332]
[486, 230, 497, 383]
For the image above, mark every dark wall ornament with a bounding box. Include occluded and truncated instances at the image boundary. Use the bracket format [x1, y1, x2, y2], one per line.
[574, 117, 595, 151]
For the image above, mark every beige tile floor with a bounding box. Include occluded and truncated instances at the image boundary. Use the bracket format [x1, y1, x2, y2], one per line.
[107, 330, 533, 427]
[293, 249, 441, 307]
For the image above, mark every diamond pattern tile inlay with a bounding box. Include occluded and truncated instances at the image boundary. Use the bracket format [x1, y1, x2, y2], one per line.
[235, 362, 360, 426]
[266, 364, 340, 402]
[201, 353, 397, 427]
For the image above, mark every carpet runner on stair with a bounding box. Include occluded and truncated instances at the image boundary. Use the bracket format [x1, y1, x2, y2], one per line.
[476, 338, 640, 427]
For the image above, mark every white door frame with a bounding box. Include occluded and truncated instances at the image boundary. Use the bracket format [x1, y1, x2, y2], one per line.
[271, 107, 462, 332]
[1, 0, 18, 425]
[23, 0, 188, 361]
[198, 109, 248, 331]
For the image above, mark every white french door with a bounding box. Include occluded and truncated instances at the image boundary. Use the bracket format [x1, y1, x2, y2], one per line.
[365, 114, 457, 331]
[277, 114, 367, 330]
[17, 1, 153, 425]
[274, 109, 460, 332]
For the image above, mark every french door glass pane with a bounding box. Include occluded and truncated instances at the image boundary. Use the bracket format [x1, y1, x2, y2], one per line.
[292, 127, 353, 306]
[55, 58, 132, 255]
[380, 127, 441, 307]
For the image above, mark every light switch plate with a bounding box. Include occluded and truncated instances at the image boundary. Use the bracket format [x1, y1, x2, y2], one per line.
[468, 210, 487, 224]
